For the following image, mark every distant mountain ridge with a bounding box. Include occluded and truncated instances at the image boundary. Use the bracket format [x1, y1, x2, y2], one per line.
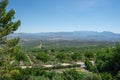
[9, 31, 120, 42]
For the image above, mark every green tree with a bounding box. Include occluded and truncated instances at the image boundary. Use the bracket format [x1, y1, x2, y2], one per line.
[84, 51, 94, 60]
[37, 52, 51, 63]
[14, 51, 28, 62]
[96, 43, 120, 76]
[62, 69, 83, 80]
[56, 52, 68, 62]
[0, 0, 21, 79]
[85, 59, 95, 72]
[71, 52, 82, 61]
[100, 72, 113, 80]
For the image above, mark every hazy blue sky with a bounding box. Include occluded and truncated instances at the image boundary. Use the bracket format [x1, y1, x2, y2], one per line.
[7, 0, 120, 33]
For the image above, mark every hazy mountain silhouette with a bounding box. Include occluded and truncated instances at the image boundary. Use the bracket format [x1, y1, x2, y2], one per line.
[9, 31, 120, 42]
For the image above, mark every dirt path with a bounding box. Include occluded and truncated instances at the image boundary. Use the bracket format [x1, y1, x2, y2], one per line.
[25, 53, 34, 65]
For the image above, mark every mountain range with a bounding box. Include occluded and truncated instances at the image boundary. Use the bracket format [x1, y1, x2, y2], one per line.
[9, 31, 120, 42]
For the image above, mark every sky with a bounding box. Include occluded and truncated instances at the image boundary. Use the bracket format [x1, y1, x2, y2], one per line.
[6, 0, 120, 33]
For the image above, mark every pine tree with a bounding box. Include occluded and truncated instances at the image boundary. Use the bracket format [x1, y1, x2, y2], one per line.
[0, 0, 21, 79]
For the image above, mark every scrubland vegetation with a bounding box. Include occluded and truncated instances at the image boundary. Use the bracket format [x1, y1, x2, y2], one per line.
[1, 0, 120, 80]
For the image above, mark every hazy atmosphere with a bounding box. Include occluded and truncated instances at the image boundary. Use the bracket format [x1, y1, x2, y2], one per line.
[8, 0, 120, 33]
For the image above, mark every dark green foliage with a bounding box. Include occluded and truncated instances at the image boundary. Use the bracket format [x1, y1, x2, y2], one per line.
[56, 52, 68, 62]
[62, 69, 84, 80]
[14, 51, 28, 61]
[85, 59, 95, 72]
[44, 71, 56, 80]
[96, 43, 120, 76]
[71, 52, 82, 61]
[95, 49, 113, 72]
[36, 52, 51, 63]
[62, 69, 101, 80]
[0, 0, 21, 79]
[84, 50, 94, 59]
[100, 73, 113, 80]
[0, 1, 20, 37]
[84, 73, 100, 80]
[12, 74, 30, 80]
[111, 43, 120, 75]
[115, 71, 120, 80]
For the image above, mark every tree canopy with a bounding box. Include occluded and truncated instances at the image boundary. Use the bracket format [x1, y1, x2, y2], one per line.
[0, 0, 21, 79]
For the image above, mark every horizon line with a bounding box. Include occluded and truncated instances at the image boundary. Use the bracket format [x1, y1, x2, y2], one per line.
[15, 30, 120, 34]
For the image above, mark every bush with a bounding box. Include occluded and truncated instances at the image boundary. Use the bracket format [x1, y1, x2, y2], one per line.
[36, 52, 51, 63]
